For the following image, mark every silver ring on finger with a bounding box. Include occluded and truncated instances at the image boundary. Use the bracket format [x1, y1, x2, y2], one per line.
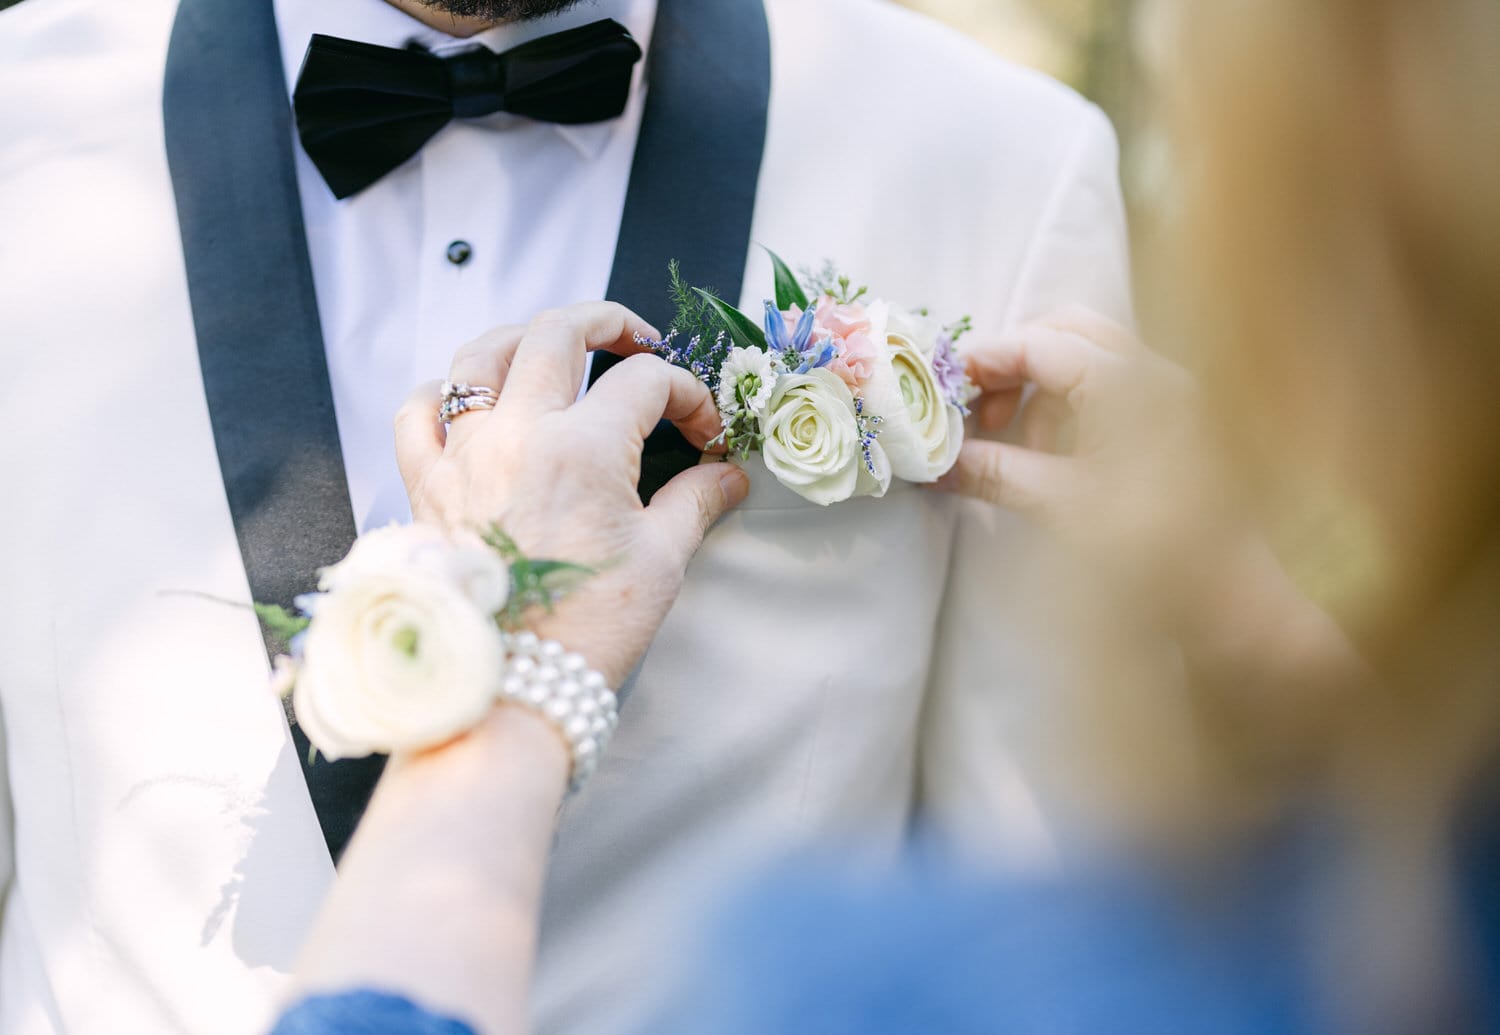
[439, 381, 500, 424]
[439, 395, 498, 423]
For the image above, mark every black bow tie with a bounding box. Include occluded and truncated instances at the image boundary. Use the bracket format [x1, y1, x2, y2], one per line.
[292, 19, 644, 200]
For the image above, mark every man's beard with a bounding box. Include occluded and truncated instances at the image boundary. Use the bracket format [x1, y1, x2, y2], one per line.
[418, 0, 588, 20]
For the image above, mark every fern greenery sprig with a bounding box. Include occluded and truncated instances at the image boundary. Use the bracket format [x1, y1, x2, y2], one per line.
[638, 261, 751, 382]
[668, 260, 725, 340]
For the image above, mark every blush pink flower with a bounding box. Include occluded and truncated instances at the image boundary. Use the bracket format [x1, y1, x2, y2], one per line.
[826, 331, 878, 390]
[815, 298, 872, 340]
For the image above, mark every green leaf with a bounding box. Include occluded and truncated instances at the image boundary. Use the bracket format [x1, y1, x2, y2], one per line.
[694, 289, 767, 351]
[766, 248, 810, 312]
[526, 560, 596, 583]
[254, 602, 310, 643]
[482, 525, 523, 563]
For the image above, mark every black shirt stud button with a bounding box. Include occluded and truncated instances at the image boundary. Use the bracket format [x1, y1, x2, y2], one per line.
[446, 240, 473, 266]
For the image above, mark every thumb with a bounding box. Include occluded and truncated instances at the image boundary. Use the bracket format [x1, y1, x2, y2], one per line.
[932, 439, 1068, 514]
[646, 462, 751, 564]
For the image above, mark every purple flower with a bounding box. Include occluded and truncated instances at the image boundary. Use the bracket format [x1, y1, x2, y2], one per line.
[635, 330, 730, 391]
[931, 334, 969, 411]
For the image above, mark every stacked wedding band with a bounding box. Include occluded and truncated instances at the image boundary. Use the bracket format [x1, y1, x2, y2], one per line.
[439, 380, 499, 423]
[499, 631, 619, 793]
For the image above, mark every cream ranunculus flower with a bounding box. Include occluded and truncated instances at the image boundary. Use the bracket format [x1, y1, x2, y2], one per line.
[320, 523, 510, 615]
[884, 305, 945, 356]
[862, 315, 964, 483]
[293, 525, 512, 760]
[761, 368, 869, 506]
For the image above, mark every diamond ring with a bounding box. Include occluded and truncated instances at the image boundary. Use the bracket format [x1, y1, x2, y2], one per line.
[439, 381, 499, 424]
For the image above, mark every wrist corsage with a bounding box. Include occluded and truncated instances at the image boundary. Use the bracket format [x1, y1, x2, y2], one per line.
[260, 524, 616, 792]
[639, 252, 979, 506]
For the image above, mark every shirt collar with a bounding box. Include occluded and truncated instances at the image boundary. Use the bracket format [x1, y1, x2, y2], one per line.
[273, 0, 657, 161]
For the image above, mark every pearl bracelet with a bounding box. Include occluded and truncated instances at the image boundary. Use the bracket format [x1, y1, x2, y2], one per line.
[498, 631, 619, 793]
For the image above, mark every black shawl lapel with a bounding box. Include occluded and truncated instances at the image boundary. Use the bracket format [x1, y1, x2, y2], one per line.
[163, 0, 771, 863]
[607, 0, 771, 326]
[600, 0, 773, 500]
[164, 0, 382, 863]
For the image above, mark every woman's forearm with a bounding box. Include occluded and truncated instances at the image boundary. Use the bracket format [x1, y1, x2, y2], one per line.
[290, 706, 570, 1034]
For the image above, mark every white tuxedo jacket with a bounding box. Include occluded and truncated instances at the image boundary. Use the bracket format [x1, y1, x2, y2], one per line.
[0, 0, 1131, 1032]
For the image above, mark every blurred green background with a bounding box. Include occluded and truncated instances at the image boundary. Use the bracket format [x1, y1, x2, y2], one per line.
[896, 0, 1140, 114]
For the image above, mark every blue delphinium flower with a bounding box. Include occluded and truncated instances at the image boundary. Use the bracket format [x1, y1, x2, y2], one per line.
[764, 300, 837, 374]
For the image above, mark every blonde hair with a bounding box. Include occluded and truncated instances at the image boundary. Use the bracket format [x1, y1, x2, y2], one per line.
[1123, 2, 1500, 1019]
[1166, 1, 1500, 623]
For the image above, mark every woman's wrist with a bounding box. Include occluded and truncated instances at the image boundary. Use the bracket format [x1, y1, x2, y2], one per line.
[377, 701, 572, 822]
[294, 704, 569, 1033]
[491, 631, 619, 792]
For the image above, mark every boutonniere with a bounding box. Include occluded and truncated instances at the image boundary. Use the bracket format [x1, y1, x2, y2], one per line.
[639, 252, 977, 506]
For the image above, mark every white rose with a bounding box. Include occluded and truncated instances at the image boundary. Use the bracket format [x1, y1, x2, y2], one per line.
[320, 523, 510, 614]
[761, 369, 869, 506]
[862, 329, 963, 483]
[292, 568, 507, 760]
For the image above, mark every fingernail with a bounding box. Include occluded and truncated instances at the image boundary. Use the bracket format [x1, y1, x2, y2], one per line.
[720, 466, 750, 507]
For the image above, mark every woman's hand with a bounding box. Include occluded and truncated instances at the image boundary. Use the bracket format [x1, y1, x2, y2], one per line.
[289, 305, 748, 1034]
[936, 306, 1238, 627]
[393, 301, 749, 687]
[938, 307, 1367, 721]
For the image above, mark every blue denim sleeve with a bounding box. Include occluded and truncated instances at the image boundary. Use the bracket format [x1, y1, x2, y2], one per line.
[649, 847, 1315, 1035]
[269, 990, 477, 1035]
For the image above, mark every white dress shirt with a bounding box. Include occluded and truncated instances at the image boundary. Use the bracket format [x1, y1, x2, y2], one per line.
[272, 0, 656, 533]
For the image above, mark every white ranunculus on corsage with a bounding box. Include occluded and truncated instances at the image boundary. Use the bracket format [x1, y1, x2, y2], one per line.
[861, 323, 965, 483]
[318, 523, 511, 613]
[885, 305, 946, 357]
[257, 525, 612, 778]
[292, 569, 508, 760]
[638, 252, 978, 505]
